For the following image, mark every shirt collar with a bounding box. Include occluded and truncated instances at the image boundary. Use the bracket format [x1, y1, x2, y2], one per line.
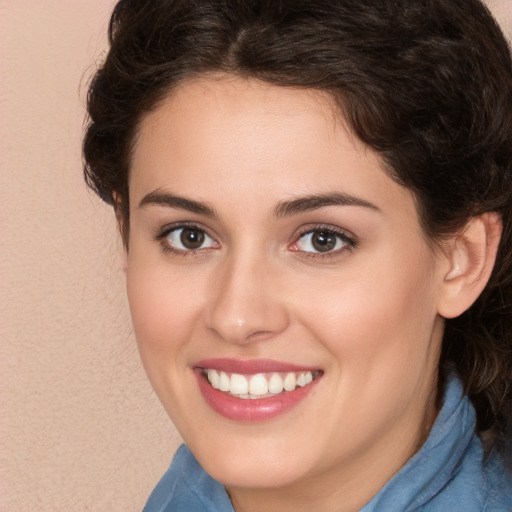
[360, 375, 475, 511]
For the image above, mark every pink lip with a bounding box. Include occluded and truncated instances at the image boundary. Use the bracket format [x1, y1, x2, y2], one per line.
[194, 358, 318, 374]
[193, 359, 322, 422]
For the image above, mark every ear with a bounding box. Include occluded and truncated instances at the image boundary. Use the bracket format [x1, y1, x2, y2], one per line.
[437, 212, 502, 319]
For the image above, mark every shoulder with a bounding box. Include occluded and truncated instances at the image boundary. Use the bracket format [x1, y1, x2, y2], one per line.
[143, 445, 233, 512]
[425, 437, 512, 512]
[479, 450, 512, 512]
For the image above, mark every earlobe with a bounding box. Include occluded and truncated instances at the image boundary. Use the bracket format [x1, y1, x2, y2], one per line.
[437, 212, 502, 319]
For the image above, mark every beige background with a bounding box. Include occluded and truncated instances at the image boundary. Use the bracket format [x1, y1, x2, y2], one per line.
[1, 2, 510, 511]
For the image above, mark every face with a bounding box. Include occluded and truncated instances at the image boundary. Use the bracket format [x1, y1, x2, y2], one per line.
[126, 76, 447, 504]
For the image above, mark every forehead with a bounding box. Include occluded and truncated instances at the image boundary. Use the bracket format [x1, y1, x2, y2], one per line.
[134, 75, 345, 164]
[129, 75, 417, 224]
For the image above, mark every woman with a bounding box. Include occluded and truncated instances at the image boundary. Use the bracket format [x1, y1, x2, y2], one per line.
[83, 0, 512, 510]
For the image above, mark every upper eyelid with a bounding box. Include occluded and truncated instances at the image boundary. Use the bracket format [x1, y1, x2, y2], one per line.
[156, 224, 218, 256]
[293, 223, 356, 242]
[290, 225, 358, 258]
[154, 221, 215, 240]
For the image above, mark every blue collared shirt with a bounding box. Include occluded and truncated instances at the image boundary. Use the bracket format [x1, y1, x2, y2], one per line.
[144, 376, 512, 511]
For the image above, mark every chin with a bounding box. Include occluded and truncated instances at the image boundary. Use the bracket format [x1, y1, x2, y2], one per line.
[199, 448, 311, 490]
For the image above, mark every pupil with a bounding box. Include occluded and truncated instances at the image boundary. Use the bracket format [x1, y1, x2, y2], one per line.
[181, 228, 205, 249]
[312, 231, 336, 252]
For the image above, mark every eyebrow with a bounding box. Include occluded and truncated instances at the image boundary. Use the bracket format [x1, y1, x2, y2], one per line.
[139, 190, 216, 217]
[274, 192, 381, 218]
[139, 190, 380, 218]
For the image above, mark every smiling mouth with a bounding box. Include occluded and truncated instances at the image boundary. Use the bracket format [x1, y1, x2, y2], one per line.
[201, 369, 323, 399]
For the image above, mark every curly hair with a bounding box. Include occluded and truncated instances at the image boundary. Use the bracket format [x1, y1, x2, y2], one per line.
[83, 0, 512, 454]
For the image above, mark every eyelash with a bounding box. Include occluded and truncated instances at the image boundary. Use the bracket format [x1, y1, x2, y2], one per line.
[154, 222, 218, 257]
[154, 223, 357, 259]
[291, 224, 357, 260]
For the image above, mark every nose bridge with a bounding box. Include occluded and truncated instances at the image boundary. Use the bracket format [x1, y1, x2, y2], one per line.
[205, 246, 289, 344]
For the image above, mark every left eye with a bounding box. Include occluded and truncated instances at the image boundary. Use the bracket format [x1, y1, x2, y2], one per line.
[164, 227, 216, 251]
[295, 230, 350, 253]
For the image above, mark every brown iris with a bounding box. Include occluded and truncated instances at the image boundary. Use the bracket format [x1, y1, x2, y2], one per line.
[180, 228, 205, 249]
[311, 231, 337, 252]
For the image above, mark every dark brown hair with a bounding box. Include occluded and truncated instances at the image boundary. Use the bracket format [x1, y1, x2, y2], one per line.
[83, 0, 512, 453]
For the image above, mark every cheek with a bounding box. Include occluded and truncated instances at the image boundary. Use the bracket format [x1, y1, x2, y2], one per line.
[288, 251, 442, 447]
[125, 258, 210, 421]
[295, 248, 439, 373]
[126, 258, 204, 357]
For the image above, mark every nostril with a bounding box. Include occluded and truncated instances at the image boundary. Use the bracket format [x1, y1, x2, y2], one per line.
[246, 330, 276, 341]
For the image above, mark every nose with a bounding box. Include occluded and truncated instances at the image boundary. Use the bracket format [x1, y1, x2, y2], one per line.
[204, 253, 290, 345]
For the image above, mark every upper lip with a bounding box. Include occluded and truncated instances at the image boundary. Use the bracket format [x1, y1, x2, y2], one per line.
[194, 358, 321, 374]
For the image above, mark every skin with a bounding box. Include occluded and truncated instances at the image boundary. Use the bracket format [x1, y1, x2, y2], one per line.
[125, 76, 458, 512]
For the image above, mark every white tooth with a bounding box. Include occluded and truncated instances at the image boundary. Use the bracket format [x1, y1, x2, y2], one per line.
[230, 373, 249, 395]
[283, 372, 296, 391]
[305, 371, 313, 384]
[268, 373, 284, 394]
[297, 373, 306, 387]
[249, 374, 269, 396]
[238, 394, 251, 399]
[208, 369, 220, 389]
[219, 371, 230, 392]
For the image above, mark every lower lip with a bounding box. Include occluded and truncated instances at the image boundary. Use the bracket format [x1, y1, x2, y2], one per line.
[194, 369, 320, 421]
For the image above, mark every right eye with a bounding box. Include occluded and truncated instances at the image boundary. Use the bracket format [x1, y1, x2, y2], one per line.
[160, 226, 217, 253]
